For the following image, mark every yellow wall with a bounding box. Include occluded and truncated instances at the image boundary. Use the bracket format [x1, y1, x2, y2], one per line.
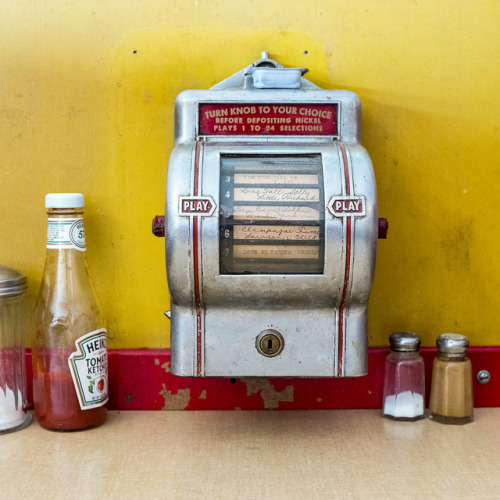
[1, 1, 499, 348]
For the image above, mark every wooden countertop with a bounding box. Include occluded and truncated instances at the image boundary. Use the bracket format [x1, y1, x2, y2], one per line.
[3, 409, 500, 499]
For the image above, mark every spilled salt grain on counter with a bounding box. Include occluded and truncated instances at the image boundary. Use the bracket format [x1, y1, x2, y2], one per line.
[0, 387, 26, 431]
[384, 391, 424, 419]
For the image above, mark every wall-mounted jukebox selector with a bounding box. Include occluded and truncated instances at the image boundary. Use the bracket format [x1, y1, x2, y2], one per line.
[256, 330, 284, 357]
[161, 52, 386, 377]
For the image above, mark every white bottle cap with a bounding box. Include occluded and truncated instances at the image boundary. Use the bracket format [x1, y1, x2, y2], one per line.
[45, 193, 84, 208]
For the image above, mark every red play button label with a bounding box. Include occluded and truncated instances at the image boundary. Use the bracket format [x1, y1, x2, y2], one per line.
[179, 196, 216, 217]
[328, 196, 366, 217]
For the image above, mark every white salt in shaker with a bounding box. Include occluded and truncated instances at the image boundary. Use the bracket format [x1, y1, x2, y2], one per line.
[0, 265, 32, 433]
[383, 332, 425, 421]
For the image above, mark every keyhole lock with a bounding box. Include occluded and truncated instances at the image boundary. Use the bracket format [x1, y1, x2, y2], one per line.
[256, 329, 284, 357]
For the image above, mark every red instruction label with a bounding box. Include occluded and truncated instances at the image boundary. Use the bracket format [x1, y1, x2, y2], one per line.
[199, 103, 338, 136]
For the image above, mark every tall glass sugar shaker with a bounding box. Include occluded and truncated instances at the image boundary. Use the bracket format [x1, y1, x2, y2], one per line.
[382, 332, 425, 421]
[0, 265, 32, 434]
[429, 334, 473, 425]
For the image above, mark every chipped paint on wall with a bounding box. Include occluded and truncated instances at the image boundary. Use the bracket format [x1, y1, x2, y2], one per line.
[159, 385, 191, 410]
[241, 378, 294, 410]
[91, 348, 500, 410]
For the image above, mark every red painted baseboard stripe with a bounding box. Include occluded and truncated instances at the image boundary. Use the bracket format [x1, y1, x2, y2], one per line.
[25, 347, 500, 410]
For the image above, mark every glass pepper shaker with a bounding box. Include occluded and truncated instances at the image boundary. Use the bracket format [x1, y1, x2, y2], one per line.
[383, 332, 425, 421]
[429, 334, 473, 425]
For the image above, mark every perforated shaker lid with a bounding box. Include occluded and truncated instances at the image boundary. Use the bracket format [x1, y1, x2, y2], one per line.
[436, 334, 469, 355]
[45, 193, 84, 208]
[389, 332, 421, 352]
[0, 265, 28, 297]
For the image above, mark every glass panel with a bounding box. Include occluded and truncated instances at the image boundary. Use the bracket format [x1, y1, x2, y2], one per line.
[219, 155, 325, 275]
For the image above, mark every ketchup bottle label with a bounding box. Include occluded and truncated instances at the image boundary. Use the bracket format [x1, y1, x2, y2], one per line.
[68, 329, 109, 410]
[47, 218, 86, 251]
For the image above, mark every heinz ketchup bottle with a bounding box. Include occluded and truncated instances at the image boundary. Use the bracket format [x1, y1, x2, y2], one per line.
[32, 193, 108, 430]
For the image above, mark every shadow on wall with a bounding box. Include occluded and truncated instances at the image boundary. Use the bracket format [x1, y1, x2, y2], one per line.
[360, 93, 498, 346]
[107, 28, 330, 346]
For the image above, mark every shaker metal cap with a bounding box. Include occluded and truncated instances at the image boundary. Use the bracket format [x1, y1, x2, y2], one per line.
[389, 332, 421, 352]
[436, 333, 469, 355]
[0, 265, 28, 297]
[45, 193, 84, 208]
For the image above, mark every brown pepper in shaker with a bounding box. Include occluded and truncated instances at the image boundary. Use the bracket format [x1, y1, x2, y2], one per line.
[429, 334, 473, 425]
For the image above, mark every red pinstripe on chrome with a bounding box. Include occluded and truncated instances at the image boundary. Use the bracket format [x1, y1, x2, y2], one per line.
[337, 141, 353, 377]
[192, 140, 203, 376]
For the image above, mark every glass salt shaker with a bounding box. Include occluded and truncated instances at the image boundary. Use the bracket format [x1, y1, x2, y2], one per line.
[383, 332, 425, 421]
[429, 334, 473, 425]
